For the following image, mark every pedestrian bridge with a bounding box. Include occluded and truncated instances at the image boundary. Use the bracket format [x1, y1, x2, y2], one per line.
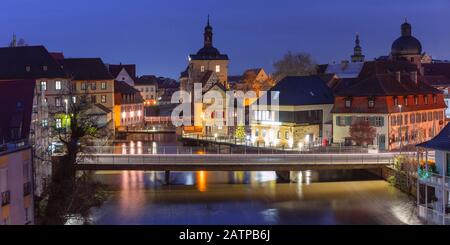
[76, 152, 404, 171]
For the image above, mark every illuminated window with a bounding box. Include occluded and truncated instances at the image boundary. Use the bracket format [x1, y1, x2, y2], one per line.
[424, 95, 428, 105]
[414, 96, 419, 105]
[55, 118, 62, 128]
[55, 80, 61, 90]
[368, 98, 375, 108]
[345, 99, 351, 108]
[393, 97, 398, 106]
[101, 95, 106, 103]
[81, 82, 88, 90]
[201, 66, 205, 72]
[40, 81, 47, 91]
[216, 65, 220, 73]
[101, 82, 107, 90]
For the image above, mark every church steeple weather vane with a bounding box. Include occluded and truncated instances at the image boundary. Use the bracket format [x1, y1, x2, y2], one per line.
[351, 32, 365, 63]
[204, 15, 213, 48]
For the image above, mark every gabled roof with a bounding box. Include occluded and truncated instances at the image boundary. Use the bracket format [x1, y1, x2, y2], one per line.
[423, 62, 450, 85]
[114, 80, 144, 105]
[417, 123, 450, 151]
[63, 58, 114, 80]
[358, 60, 418, 78]
[200, 71, 216, 86]
[334, 73, 442, 97]
[108, 64, 136, 79]
[259, 75, 334, 106]
[203, 81, 227, 94]
[423, 75, 450, 87]
[333, 60, 443, 97]
[324, 62, 364, 78]
[114, 80, 140, 94]
[134, 75, 157, 86]
[244, 68, 263, 76]
[93, 103, 112, 113]
[0, 46, 69, 79]
[180, 66, 189, 79]
[50, 52, 65, 61]
[0, 80, 35, 144]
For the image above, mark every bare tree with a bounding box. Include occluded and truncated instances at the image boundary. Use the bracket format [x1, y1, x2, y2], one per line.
[38, 86, 111, 224]
[242, 70, 275, 96]
[349, 120, 376, 146]
[272, 51, 317, 81]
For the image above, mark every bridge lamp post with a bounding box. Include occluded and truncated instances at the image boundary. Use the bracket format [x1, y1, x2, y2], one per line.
[398, 104, 403, 154]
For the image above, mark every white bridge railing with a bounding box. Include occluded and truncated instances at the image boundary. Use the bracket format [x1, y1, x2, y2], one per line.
[80, 152, 398, 166]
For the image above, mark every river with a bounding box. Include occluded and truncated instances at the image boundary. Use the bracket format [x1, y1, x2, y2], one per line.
[87, 134, 421, 225]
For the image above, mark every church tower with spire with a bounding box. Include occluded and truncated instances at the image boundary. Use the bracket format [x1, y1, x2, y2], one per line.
[351, 34, 365, 63]
[181, 16, 229, 93]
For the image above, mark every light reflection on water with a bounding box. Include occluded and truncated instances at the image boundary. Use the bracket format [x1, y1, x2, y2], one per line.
[90, 170, 422, 225]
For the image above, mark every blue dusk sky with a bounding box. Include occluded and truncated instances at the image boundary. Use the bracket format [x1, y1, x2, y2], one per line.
[1, 0, 449, 79]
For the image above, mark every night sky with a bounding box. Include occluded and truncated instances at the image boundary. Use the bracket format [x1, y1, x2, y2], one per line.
[2, 0, 449, 79]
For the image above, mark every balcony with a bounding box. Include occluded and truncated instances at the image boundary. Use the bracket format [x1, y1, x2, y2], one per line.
[418, 205, 450, 225]
[0, 139, 29, 156]
[419, 173, 450, 190]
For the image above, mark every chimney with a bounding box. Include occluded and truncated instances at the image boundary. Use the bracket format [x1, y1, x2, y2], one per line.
[341, 60, 349, 69]
[395, 71, 401, 83]
[410, 71, 418, 84]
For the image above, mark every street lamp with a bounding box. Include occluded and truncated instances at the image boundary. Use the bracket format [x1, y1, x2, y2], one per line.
[64, 98, 68, 114]
[398, 104, 403, 153]
[64, 98, 69, 131]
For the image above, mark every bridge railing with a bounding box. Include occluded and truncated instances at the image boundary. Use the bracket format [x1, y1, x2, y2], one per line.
[82, 152, 395, 166]
[83, 145, 375, 155]
[181, 133, 370, 154]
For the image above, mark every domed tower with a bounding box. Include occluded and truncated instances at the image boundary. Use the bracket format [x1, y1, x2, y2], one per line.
[185, 16, 229, 92]
[390, 20, 422, 63]
[351, 33, 365, 63]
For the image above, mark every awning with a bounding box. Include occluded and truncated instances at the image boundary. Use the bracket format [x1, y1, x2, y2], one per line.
[416, 123, 450, 151]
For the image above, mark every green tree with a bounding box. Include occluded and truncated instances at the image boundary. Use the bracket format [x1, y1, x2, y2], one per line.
[272, 51, 317, 82]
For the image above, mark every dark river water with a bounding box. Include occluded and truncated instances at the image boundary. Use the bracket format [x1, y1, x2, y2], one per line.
[86, 134, 421, 225]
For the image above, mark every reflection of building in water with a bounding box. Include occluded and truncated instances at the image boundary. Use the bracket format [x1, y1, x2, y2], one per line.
[120, 171, 145, 216]
[196, 171, 207, 192]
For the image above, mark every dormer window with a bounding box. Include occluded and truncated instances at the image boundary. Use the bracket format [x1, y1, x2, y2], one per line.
[43, 66, 48, 71]
[368, 98, 375, 108]
[25, 66, 31, 72]
[393, 97, 398, 106]
[345, 98, 352, 108]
